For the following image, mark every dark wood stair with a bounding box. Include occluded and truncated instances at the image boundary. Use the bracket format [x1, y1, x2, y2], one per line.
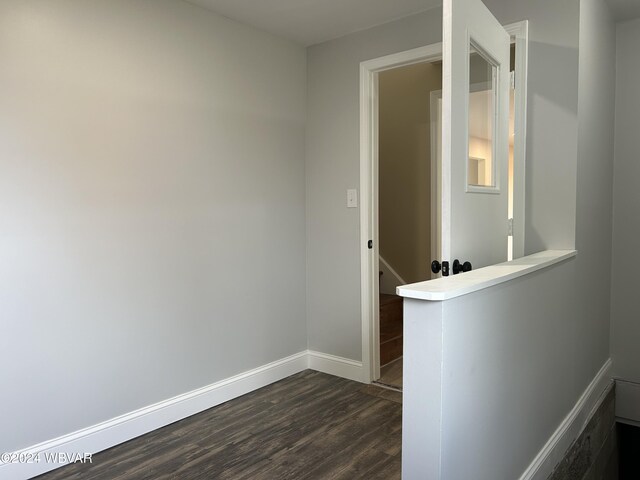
[380, 293, 403, 366]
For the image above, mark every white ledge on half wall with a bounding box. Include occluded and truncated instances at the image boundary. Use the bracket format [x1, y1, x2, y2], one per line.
[397, 249, 577, 301]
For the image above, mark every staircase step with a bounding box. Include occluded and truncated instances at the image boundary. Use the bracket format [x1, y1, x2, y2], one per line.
[380, 337, 403, 366]
[380, 293, 403, 307]
[380, 297, 402, 330]
[379, 294, 403, 366]
[380, 318, 402, 343]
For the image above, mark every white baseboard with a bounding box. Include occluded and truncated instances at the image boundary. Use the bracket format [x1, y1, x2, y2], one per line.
[307, 350, 365, 383]
[615, 379, 640, 423]
[518, 358, 613, 480]
[0, 351, 308, 480]
[1, 349, 366, 480]
[5, 352, 611, 480]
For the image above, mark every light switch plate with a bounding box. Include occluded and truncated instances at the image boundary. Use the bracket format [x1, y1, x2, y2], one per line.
[347, 189, 358, 208]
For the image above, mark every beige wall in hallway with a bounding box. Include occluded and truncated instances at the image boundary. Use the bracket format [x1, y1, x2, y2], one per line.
[378, 62, 442, 285]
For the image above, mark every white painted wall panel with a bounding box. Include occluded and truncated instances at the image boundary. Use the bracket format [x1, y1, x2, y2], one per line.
[440, 261, 580, 480]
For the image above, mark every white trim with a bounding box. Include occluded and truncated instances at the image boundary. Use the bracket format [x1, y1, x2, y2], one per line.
[504, 20, 528, 259]
[360, 43, 443, 384]
[397, 249, 576, 301]
[359, 44, 443, 73]
[1, 349, 367, 480]
[379, 255, 407, 286]
[0, 352, 308, 480]
[518, 358, 613, 480]
[615, 379, 640, 423]
[307, 350, 365, 383]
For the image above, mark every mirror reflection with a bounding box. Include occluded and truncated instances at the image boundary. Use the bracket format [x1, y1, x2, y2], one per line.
[468, 48, 497, 188]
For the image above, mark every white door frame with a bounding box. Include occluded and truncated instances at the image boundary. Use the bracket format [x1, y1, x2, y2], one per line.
[360, 44, 443, 383]
[359, 21, 528, 384]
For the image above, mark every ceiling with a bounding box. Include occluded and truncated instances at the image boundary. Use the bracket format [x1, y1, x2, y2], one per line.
[184, 0, 640, 47]
[185, 0, 442, 46]
[605, 0, 640, 21]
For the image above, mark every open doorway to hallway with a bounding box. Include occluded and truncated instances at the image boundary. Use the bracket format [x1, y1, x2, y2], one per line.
[373, 44, 518, 390]
[360, 23, 527, 389]
[375, 61, 442, 390]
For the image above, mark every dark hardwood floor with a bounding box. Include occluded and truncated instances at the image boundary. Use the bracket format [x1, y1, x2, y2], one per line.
[35, 370, 402, 480]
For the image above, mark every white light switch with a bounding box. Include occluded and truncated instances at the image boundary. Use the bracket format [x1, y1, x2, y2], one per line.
[347, 189, 358, 208]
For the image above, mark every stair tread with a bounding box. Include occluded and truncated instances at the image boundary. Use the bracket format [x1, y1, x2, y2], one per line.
[380, 294, 403, 307]
[380, 296, 402, 330]
[380, 334, 403, 344]
[379, 294, 403, 365]
[380, 321, 402, 343]
[380, 337, 403, 366]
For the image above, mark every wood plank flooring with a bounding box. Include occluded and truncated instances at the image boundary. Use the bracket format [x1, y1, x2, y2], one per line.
[35, 370, 402, 480]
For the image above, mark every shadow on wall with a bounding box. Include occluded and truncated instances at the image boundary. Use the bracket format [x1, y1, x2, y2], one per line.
[524, 40, 579, 254]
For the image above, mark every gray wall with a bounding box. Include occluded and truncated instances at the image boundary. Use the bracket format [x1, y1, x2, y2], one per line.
[0, 0, 307, 452]
[444, 260, 580, 479]
[306, 11, 443, 360]
[479, 0, 580, 253]
[450, 0, 615, 475]
[611, 17, 640, 385]
[575, 0, 616, 395]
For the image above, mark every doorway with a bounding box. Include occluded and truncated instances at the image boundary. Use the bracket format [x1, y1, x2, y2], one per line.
[359, 21, 527, 385]
[376, 61, 442, 389]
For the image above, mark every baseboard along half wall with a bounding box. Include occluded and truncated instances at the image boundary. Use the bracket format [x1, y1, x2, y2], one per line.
[518, 358, 613, 480]
[0, 350, 364, 480]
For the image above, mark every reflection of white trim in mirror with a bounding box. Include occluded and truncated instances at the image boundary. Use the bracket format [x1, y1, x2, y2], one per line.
[466, 89, 501, 193]
[468, 156, 486, 186]
[465, 40, 501, 194]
